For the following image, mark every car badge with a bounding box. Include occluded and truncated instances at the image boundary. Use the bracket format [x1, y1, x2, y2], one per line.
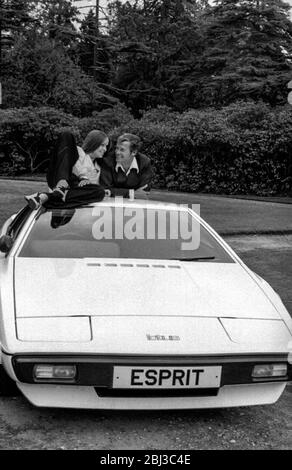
[146, 334, 180, 341]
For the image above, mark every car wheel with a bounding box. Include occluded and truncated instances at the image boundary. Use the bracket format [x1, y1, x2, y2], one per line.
[0, 365, 19, 396]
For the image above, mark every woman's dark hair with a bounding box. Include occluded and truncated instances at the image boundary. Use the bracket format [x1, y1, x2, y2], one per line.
[82, 130, 108, 154]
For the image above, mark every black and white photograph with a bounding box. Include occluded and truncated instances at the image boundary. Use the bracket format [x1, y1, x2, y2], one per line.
[0, 0, 291, 453]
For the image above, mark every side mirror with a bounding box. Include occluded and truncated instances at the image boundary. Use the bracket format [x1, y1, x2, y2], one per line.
[0, 235, 13, 253]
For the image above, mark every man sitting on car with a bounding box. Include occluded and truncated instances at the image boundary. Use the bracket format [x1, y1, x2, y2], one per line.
[100, 133, 153, 199]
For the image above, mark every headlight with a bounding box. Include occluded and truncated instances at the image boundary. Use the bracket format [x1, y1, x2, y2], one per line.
[252, 363, 287, 379]
[33, 364, 77, 382]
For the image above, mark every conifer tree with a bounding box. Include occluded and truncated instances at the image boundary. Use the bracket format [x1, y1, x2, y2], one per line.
[78, 9, 110, 83]
[181, 0, 292, 107]
[106, 0, 205, 112]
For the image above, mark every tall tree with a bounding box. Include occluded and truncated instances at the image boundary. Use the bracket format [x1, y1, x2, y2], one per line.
[35, 0, 79, 46]
[1, 1, 118, 114]
[0, 0, 36, 105]
[179, 0, 292, 107]
[78, 9, 96, 74]
[0, 0, 34, 32]
[106, 0, 206, 113]
[2, 31, 117, 114]
[0, 0, 35, 63]
[78, 9, 110, 83]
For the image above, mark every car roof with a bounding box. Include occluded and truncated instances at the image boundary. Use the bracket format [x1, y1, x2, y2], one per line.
[80, 198, 192, 212]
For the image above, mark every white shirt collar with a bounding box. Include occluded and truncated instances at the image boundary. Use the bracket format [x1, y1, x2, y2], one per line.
[115, 157, 139, 176]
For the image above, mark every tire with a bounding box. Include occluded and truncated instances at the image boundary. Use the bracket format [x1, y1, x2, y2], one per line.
[0, 365, 19, 396]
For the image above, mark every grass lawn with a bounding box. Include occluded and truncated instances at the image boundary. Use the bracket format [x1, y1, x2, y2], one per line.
[150, 190, 292, 235]
[1, 179, 292, 234]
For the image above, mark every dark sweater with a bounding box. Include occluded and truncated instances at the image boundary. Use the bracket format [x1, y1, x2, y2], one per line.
[99, 153, 153, 197]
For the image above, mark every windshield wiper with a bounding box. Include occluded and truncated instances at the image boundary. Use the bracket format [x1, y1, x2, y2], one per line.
[173, 256, 216, 261]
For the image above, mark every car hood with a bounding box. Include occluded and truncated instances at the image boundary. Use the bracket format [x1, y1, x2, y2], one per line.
[14, 258, 281, 320]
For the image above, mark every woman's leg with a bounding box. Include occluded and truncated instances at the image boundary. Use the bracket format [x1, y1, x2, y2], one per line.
[25, 132, 79, 209]
[44, 185, 105, 209]
[46, 131, 79, 190]
[26, 184, 105, 210]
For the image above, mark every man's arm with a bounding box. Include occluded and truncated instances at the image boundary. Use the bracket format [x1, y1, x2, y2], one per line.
[109, 160, 153, 197]
[99, 162, 131, 197]
[108, 187, 132, 197]
[135, 159, 153, 191]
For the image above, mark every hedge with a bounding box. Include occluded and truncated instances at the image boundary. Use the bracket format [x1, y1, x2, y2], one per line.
[0, 104, 132, 175]
[1, 101, 292, 195]
[112, 102, 292, 195]
[0, 107, 79, 175]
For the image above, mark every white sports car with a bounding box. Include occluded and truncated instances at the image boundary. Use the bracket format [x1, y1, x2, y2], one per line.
[0, 198, 291, 409]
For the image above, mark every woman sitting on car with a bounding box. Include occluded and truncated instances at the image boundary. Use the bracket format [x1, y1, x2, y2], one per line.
[25, 130, 110, 209]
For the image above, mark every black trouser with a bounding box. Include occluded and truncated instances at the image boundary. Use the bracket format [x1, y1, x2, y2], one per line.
[46, 131, 79, 189]
[44, 185, 105, 209]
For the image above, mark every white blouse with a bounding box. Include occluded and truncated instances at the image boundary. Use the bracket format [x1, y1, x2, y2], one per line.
[72, 146, 101, 185]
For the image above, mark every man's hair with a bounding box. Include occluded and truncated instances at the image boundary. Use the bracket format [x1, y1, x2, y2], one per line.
[117, 133, 141, 154]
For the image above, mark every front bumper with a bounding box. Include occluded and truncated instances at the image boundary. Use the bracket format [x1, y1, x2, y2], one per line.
[16, 382, 287, 409]
[10, 352, 292, 386]
[3, 353, 290, 409]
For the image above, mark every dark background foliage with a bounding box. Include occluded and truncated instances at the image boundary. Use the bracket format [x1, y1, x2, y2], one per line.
[1, 0, 292, 195]
[1, 101, 291, 195]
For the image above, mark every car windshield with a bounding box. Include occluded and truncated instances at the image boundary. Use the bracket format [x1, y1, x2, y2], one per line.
[18, 205, 234, 262]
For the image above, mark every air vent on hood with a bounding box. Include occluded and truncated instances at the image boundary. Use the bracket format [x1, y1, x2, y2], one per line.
[87, 262, 181, 269]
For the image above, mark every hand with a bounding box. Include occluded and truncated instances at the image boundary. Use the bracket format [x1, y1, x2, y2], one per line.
[134, 188, 149, 200]
[78, 179, 91, 187]
[56, 179, 69, 189]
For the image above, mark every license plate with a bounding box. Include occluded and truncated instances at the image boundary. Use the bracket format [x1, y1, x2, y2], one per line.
[112, 366, 222, 389]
